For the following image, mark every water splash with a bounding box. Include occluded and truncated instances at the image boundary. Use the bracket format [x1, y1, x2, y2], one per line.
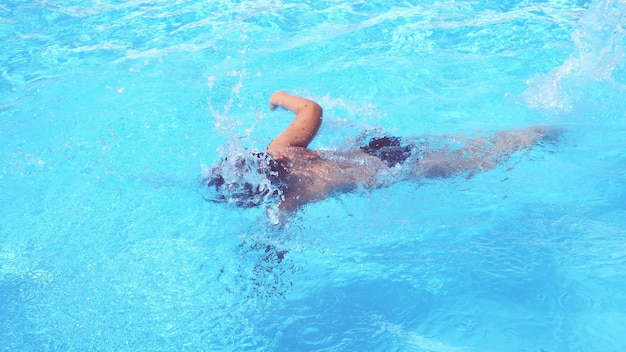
[524, 0, 626, 112]
[202, 69, 284, 222]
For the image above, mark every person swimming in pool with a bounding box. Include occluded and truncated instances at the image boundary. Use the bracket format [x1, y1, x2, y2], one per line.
[202, 91, 559, 214]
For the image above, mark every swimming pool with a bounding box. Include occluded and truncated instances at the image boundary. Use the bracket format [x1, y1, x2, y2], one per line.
[2, 0, 626, 350]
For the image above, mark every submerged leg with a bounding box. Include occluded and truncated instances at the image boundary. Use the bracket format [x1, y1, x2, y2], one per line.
[414, 126, 560, 179]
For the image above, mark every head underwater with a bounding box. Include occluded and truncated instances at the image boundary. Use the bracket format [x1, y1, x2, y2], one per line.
[201, 151, 284, 208]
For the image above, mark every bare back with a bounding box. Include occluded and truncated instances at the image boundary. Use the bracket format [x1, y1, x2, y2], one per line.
[272, 147, 388, 212]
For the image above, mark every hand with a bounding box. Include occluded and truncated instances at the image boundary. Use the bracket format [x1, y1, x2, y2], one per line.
[269, 90, 287, 111]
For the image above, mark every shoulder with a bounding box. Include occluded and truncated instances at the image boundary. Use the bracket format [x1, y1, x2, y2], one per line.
[267, 146, 319, 162]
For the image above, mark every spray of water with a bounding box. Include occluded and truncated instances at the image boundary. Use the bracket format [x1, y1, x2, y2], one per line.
[202, 67, 284, 222]
[524, 0, 626, 112]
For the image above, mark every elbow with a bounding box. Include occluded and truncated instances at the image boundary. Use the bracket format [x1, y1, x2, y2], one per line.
[301, 100, 322, 117]
[312, 102, 323, 119]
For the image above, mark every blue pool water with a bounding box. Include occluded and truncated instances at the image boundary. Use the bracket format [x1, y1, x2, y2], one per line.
[2, 0, 626, 350]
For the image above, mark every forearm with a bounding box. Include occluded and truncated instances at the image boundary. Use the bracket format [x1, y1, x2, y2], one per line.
[269, 91, 320, 114]
[267, 91, 323, 149]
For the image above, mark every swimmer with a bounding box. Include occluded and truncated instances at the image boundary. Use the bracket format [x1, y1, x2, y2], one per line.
[203, 91, 559, 213]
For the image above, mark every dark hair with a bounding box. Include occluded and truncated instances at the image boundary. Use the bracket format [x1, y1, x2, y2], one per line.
[201, 151, 285, 208]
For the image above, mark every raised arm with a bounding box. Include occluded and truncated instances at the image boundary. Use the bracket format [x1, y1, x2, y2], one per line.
[267, 91, 323, 155]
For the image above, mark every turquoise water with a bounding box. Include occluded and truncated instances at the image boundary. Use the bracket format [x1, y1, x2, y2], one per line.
[2, 0, 626, 350]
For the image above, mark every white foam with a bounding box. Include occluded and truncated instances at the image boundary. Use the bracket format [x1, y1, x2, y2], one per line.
[524, 0, 626, 112]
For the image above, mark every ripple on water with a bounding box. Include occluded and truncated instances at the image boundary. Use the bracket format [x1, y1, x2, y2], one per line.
[557, 288, 595, 312]
[300, 324, 334, 346]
